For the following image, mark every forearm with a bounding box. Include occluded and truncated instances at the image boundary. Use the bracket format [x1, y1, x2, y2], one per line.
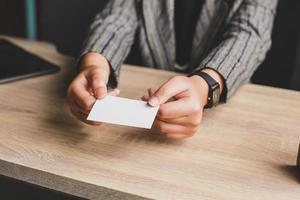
[80, 0, 138, 77]
[197, 0, 277, 99]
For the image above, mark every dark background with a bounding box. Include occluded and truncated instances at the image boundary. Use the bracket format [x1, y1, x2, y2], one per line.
[2, 0, 299, 91]
[0, 0, 300, 199]
[1, 0, 300, 90]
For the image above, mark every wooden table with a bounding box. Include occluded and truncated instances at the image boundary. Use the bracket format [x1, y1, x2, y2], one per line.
[0, 36, 300, 200]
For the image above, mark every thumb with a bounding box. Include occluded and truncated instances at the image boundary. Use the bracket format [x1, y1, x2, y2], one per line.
[86, 68, 109, 99]
[148, 76, 189, 107]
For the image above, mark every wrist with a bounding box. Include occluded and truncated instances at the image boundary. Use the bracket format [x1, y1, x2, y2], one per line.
[189, 75, 209, 107]
[80, 52, 111, 75]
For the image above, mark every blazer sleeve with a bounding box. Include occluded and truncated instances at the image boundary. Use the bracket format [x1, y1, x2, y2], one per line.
[196, 0, 278, 100]
[79, 0, 139, 89]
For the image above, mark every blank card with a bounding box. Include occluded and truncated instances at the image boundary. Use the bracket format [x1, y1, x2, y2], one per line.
[87, 96, 159, 129]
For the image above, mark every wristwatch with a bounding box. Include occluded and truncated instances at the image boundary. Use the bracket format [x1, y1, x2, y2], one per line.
[189, 71, 220, 108]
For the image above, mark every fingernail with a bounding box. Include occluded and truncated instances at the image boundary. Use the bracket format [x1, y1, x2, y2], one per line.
[149, 97, 159, 107]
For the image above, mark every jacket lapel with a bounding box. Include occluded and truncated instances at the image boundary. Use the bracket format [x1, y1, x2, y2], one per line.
[142, 0, 229, 71]
[142, 0, 175, 70]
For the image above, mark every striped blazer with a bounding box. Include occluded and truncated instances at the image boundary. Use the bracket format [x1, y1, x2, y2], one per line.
[81, 0, 278, 99]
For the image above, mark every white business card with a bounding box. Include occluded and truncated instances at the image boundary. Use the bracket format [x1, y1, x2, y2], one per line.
[87, 96, 159, 129]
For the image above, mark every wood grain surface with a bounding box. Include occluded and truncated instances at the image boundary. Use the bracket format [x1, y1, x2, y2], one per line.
[0, 36, 300, 200]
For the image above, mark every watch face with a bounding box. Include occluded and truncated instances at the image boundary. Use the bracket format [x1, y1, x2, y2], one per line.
[212, 86, 220, 106]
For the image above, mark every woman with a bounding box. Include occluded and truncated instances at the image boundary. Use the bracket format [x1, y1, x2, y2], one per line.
[67, 0, 277, 139]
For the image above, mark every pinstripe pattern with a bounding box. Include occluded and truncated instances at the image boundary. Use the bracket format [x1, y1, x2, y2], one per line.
[80, 0, 278, 99]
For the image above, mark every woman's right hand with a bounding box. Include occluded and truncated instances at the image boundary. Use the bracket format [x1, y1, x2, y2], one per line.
[67, 53, 120, 125]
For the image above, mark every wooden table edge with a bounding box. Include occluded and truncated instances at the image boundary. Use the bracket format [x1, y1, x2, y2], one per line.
[0, 159, 148, 200]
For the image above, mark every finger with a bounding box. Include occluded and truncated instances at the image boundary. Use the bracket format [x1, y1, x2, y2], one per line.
[142, 88, 154, 101]
[88, 87, 94, 96]
[166, 133, 191, 139]
[68, 81, 96, 111]
[141, 95, 150, 101]
[143, 94, 175, 103]
[157, 98, 202, 119]
[85, 119, 102, 126]
[148, 88, 156, 97]
[141, 88, 156, 101]
[108, 89, 120, 96]
[69, 100, 90, 115]
[147, 88, 151, 96]
[154, 119, 197, 137]
[86, 68, 108, 99]
[157, 113, 202, 127]
[70, 107, 88, 120]
[148, 76, 189, 107]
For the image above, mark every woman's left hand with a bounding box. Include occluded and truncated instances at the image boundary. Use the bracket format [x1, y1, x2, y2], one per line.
[142, 75, 210, 139]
